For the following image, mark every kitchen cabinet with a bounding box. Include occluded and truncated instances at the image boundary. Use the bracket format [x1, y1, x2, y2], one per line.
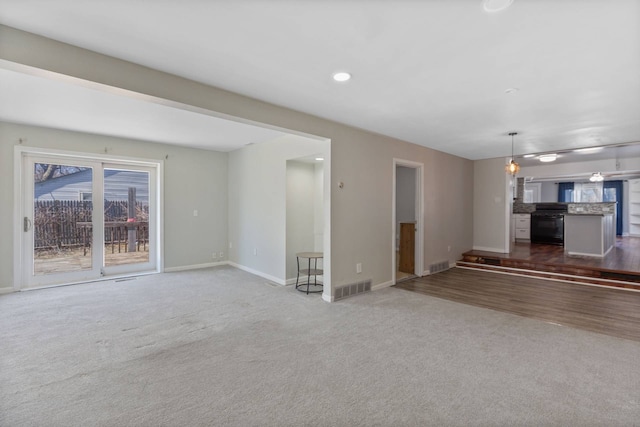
[565, 213, 615, 257]
[629, 179, 640, 237]
[513, 213, 530, 241]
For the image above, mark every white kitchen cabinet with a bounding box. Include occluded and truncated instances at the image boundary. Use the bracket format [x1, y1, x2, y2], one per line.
[630, 179, 640, 237]
[513, 213, 531, 241]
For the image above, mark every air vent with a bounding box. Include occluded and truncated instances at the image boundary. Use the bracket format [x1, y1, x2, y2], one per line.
[429, 261, 450, 274]
[334, 279, 372, 301]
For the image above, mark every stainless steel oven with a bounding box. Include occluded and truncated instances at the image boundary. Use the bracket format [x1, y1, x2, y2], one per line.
[531, 203, 568, 246]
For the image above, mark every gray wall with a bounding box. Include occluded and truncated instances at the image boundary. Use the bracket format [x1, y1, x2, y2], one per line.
[396, 166, 416, 249]
[286, 160, 318, 281]
[473, 158, 509, 253]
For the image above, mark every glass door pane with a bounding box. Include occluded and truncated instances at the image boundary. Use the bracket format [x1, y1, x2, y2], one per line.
[103, 167, 153, 271]
[24, 155, 103, 289]
[33, 163, 94, 275]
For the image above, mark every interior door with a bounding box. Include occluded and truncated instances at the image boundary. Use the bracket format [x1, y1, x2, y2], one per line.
[22, 154, 104, 288]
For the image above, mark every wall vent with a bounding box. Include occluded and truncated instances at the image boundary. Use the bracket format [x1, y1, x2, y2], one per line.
[334, 279, 372, 301]
[429, 261, 450, 275]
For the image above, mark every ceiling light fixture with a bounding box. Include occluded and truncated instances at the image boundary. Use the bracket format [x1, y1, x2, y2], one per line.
[315, 157, 324, 161]
[483, 0, 514, 13]
[539, 154, 557, 163]
[590, 172, 604, 182]
[505, 132, 520, 175]
[523, 154, 535, 158]
[574, 147, 603, 153]
[504, 87, 519, 94]
[332, 72, 351, 82]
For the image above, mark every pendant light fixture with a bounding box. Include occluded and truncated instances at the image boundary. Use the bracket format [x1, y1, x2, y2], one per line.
[505, 132, 520, 175]
[589, 172, 604, 182]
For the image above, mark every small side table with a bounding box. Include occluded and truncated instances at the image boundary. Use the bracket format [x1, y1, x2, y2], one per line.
[295, 252, 323, 294]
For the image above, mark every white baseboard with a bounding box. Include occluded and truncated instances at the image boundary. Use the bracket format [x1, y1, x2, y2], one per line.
[227, 262, 286, 286]
[322, 293, 333, 302]
[472, 246, 508, 253]
[372, 280, 394, 291]
[0, 286, 14, 294]
[164, 261, 228, 273]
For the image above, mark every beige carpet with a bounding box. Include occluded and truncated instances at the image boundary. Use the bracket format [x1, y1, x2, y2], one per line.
[1, 266, 639, 426]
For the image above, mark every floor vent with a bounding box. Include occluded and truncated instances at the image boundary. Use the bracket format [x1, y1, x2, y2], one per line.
[429, 261, 450, 274]
[334, 279, 372, 301]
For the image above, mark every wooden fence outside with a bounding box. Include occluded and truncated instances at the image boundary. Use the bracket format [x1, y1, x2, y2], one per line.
[34, 200, 149, 250]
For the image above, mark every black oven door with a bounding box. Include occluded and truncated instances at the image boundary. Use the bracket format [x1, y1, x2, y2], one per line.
[531, 214, 564, 245]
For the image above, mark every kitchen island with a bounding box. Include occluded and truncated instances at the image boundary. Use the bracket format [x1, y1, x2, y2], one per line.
[564, 213, 615, 257]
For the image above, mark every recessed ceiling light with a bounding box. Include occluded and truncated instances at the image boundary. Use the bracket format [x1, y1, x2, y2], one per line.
[539, 154, 557, 163]
[504, 87, 519, 94]
[332, 72, 351, 82]
[315, 157, 324, 161]
[483, 0, 514, 13]
[574, 147, 603, 153]
[523, 154, 535, 158]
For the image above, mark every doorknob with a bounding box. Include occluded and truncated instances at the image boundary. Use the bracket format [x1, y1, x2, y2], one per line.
[23, 217, 32, 232]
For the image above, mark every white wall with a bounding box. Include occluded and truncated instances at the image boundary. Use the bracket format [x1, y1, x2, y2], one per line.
[1, 25, 474, 297]
[228, 135, 327, 284]
[0, 121, 228, 289]
[396, 166, 416, 249]
[473, 158, 509, 253]
[313, 163, 324, 252]
[540, 181, 558, 202]
[286, 160, 316, 280]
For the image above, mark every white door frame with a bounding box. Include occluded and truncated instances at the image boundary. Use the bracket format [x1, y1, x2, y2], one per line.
[13, 146, 163, 290]
[392, 158, 424, 284]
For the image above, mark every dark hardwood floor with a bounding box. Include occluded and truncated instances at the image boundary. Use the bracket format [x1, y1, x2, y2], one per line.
[468, 237, 640, 272]
[395, 268, 640, 342]
[459, 237, 640, 289]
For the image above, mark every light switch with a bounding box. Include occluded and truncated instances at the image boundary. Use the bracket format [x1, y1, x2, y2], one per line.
[193, 210, 198, 217]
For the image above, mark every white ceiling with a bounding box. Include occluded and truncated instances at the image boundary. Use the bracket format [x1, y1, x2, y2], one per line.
[0, 0, 639, 159]
[0, 68, 286, 151]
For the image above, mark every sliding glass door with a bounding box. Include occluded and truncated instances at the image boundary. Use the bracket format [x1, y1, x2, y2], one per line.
[20, 152, 158, 289]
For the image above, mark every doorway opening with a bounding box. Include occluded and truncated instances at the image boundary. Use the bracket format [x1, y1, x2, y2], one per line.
[285, 154, 326, 292]
[393, 159, 424, 284]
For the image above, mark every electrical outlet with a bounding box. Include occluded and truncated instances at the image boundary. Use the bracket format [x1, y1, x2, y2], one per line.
[447, 245, 451, 252]
[253, 248, 258, 256]
[356, 263, 362, 274]
[193, 209, 198, 217]
[219, 251, 224, 258]
[212, 252, 217, 260]
[229, 242, 233, 249]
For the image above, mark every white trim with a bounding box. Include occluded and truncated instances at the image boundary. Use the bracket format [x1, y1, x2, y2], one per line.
[163, 261, 229, 272]
[472, 246, 509, 253]
[372, 280, 394, 291]
[227, 261, 286, 285]
[321, 141, 332, 302]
